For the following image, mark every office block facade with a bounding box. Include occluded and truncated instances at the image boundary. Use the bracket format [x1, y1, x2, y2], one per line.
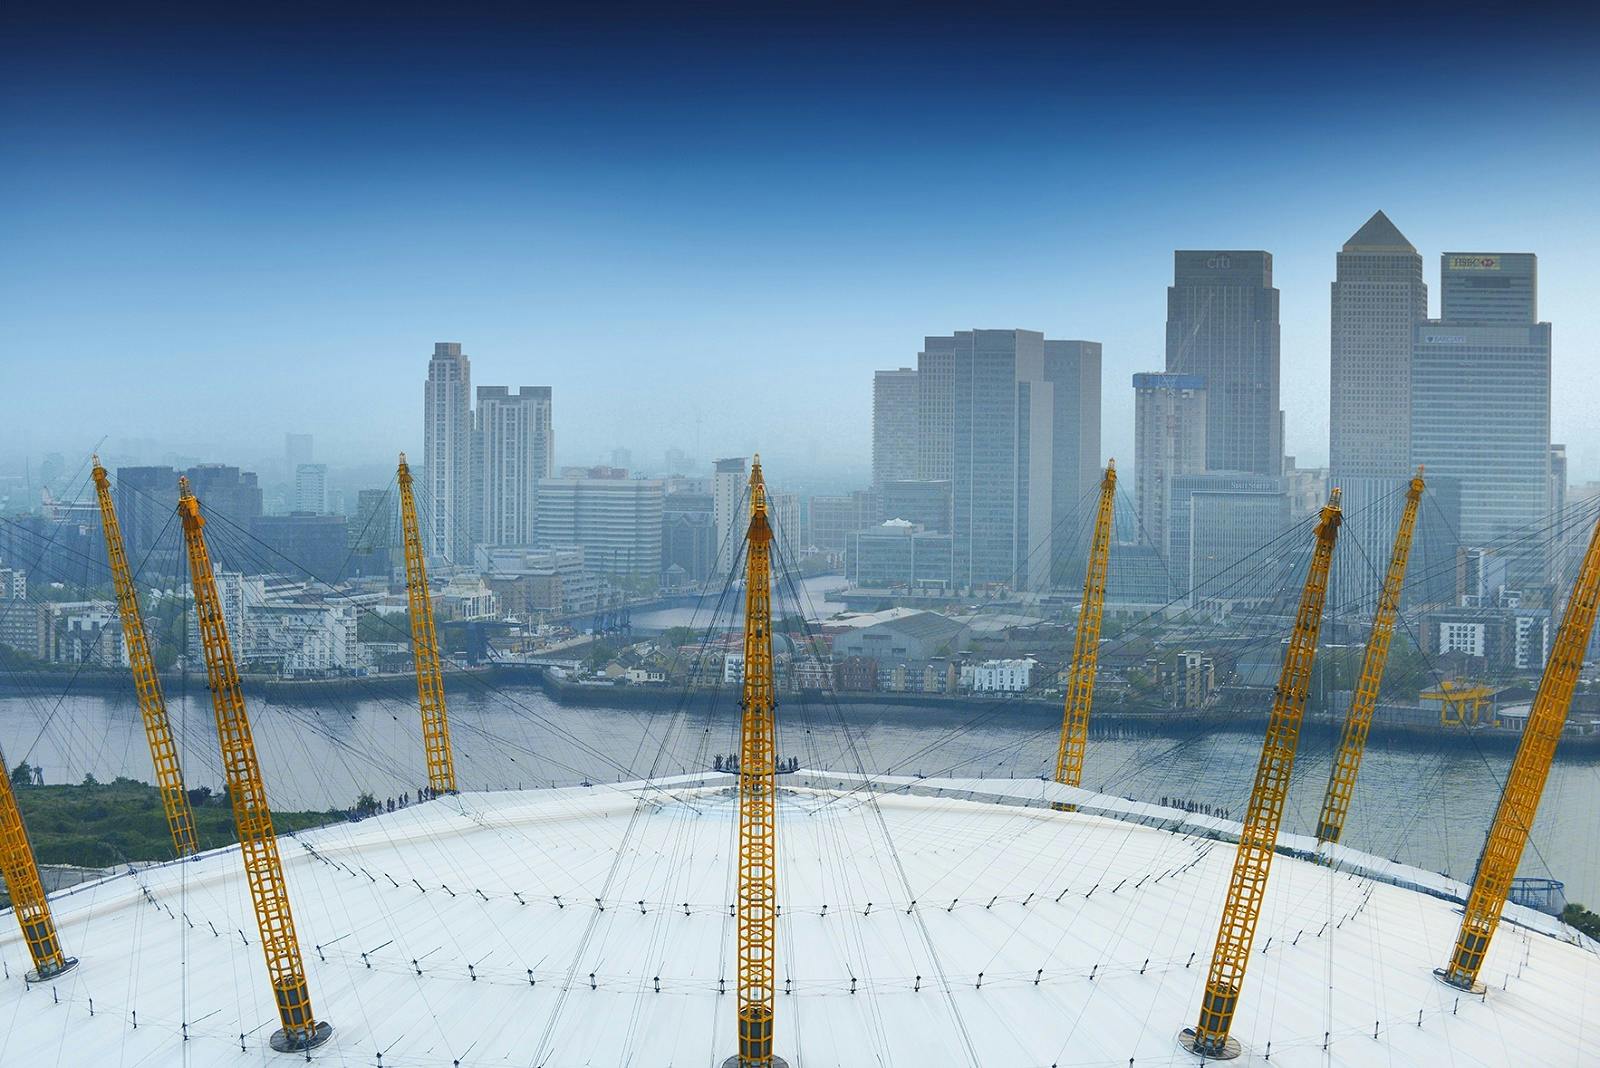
[1132, 372, 1207, 556]
[872, 367, 919, 489]
[1166, 251, 1281, 476]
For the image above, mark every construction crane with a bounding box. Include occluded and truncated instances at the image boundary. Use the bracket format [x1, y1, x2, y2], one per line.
[1054, 460, 1116, 796]
[397, 454, 457, 795]
[91, 457, 199, 857]
[728, 456, 785, 1068]
[178, 478, 332, 1052]
[1438, 508, 1600, 992]
[1421, 680, 1498, 728]
[1314, 467, 1423, 846]
[0, 743, 75, 982]
[1181, 489, 1342, 1059]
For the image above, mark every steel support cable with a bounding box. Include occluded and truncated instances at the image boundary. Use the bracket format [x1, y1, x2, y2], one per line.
[187, 505, 651, 786]
[769, 550, 900, 1064]
[810, 513, 1323, 814]
[771, 537, 983, 1068]
[5, 506, 185, 787]
[529, 532, 751, 1067]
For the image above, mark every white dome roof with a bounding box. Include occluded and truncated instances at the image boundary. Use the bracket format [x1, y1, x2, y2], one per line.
[5, 774, 1596, 1066]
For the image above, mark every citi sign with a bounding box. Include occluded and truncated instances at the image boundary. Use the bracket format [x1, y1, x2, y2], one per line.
[1205, 255, 1232, 269]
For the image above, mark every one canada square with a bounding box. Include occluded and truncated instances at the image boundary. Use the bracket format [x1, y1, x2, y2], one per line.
[1328, 212, 1431, 610]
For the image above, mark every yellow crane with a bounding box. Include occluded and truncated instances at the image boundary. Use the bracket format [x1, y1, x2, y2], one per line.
[1054, 460, 1116, 798]
[1314, 467, 1424, 846]
[397, 454, 457, 795]
[1438, 508, 1600, 992]
[91, 457, 199, 857]
[1421, 680, 1498, 728]
[0, 743, 76, 981]
[728, 456, 785, 1068]
[1182, 489, 1342, 1059]
[178, 477, 332, 1052]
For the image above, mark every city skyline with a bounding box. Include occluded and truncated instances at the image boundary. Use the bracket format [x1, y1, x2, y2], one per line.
[5, 12, 1600, 480]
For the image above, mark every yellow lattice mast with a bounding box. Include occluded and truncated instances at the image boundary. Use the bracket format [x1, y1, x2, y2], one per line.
[178, 478, 332, 1052]
[1054, 460, 1116, 794]
[1181, 489, 1342, 1059]
[0, 743, 75, 982]
[397, 454, 457, 795]
[726, 456, 785, 1068]
[91, 457, 199, 857]
[1438, 507, 1600, 992]
[1314, 466, 1423, 846]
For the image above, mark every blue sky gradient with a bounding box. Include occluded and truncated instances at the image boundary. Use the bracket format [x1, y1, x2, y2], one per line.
[5, 6, 1599, 481]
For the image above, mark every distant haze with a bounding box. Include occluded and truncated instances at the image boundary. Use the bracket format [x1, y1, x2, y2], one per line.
[5, 10, 1599, 482]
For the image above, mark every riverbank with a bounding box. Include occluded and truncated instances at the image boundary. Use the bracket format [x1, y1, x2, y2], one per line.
[524, 668, 1600, 754]
[6, 662, 1593, 756]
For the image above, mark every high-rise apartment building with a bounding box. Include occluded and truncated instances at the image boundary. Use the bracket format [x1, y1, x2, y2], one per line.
[423, 342, 474, 563]
[476, 385, 554, 547]
[872, 368, 919, 489]
[1166, 251, 1281, 476]
[712, 457, 747, 574]
[1132, 372, 1207, 560]
[294, 463, 328, 514]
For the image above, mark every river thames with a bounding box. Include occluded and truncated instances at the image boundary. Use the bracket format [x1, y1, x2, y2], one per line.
[4, 680, 1600, 906]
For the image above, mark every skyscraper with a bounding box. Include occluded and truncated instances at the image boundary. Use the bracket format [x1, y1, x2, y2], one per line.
[872, 367, 918, 490]
[915, 336, 955, 481]
[1044, 340, 1103, 574]
[1413, 298, 1551, 589]
[294, 463, 328, 514]
[1165, 251, 1281, 476]
[476, 385, 554, 547]
[711, 457, 747, 574]
[423, 342, 473, 563]
[945, 330, 1052, 592]
[1330, 212, 1426, 481]
[912, 329, 1102, 592]
[1132, 372, 1207, 560]
[1441, 252, 1537, 322]
[1328, 212, 1432, 613]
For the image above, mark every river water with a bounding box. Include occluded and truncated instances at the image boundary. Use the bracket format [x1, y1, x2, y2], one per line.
[5, 679, 1600, 906]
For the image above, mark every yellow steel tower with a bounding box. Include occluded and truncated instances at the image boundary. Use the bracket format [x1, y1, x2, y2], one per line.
[0, 743, 75, 981]
[397, 454, 457, 795]
[1054, 460, 1116, 795]
[726, 457, 786, 1068]
[1438, 507, 1600, 991]
[1181, 489, 1342, 1059]
[178, 478, 332, 1052]
[91, 457, 199, 857]
[1314, 467, 1424, 846]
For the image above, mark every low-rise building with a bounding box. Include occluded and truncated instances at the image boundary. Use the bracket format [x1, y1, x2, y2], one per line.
[968, 658, 1037, 693]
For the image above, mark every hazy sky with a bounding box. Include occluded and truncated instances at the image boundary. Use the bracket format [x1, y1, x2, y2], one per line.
[5, 7, 1599, 482]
